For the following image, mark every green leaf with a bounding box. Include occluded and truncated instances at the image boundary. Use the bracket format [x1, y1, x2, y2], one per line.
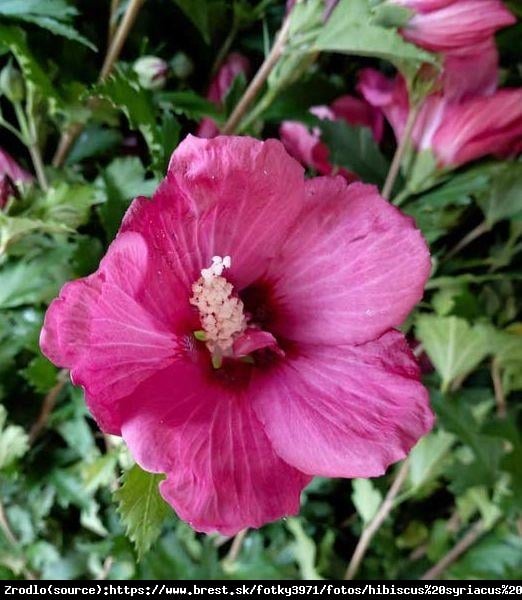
[0, 25, 62, 113]
[406, 430, 455, 494]
[315, 0, 435, 72]
[0, 0, 96, 50]
[22, 355, 58, 394]
[319, 119, 390, 186]
[66, 125, 123, 165]
[0, 245, 76, 308]
[351, 478, 383, 525]
[449, 531, 522, 579]
[93, 68, 164, 171]
[286, 518, 323, 580]
[0, 213, 69, 254]
[371, 3, 413, 28]
[488, 327, 522, 394]
[415, 315, 490, 391]
[97, 157, 158, 240]
[171, 0, 228, 44]
[0, 405, 29, 469]
[115, 465, 170, 560]
[432, 393, 503, 492]
[475, 162, 522, 227]
[159, 90, 222, 121]
[30, 183, 100, 229]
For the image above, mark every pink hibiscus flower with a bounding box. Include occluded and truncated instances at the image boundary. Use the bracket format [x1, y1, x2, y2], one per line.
[279, 96, 384, 181]
[396, 0, 515, 53]
[40, 135, 433, 535]
[359, 69, 522, 168]
[0, 147, 33, 208]
[197, 53, 250, 139]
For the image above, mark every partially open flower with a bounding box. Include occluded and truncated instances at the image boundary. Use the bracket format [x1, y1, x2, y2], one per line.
[40, 136, 433, 535]
[0, 147, 33, 208]
[133, 56, 169, 91]
[359, 69, 522, 169]
[396, 0, 515, 52]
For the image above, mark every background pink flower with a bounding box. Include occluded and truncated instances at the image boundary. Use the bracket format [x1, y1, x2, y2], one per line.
[359, 69, 522, 168]
[399, 0, 515, 53]
[197, 53, 250, 138]
[40, 136, 433, 535]
[0, 147, 33, 208]
[280, 95, 383, 180]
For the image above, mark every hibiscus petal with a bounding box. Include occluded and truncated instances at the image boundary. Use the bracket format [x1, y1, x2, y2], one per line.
[432, 89, 522, 166]
[253, 330, 434, 478]
[166, 135, 305, 289]
[40, 232, 180, 434]
[120, 359, 310, 535]
[266, 178, 431, 345]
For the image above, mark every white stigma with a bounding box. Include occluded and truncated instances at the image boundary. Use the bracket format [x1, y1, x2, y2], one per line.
[190, 256, 247, 355]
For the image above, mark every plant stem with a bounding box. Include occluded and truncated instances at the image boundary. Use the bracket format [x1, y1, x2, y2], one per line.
[225, 528, 248, 563]
[108, 0, 121, 46]
[445, 220, 490, 261]
[221, 15, 291, 135]
[491, 358, 506, 418]
[52, 0, 146, 167]
[211, 24, 238, 77]
[344, 459, 410, 580]
[29, 372, 67, 444]
[0, 117, 26, 143]
[382, 103, 421, 201]
[420, 519, 488, 580]
[13, 102, 48, 191]
[99, 0, 145, 81]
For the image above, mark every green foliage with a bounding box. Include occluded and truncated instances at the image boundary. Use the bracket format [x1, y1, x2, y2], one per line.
[93, 68, 178, 173]
[0, 405, 28, 469]
[0, 0, 520, 583]
[319, 119, 390, 187]
[0, 25, 62, 113]
[96, 157, 158, 240]
[115, 465, 171, 560]
[416, 315, 491, 392]
[170, 0, 228, 44]
[315, 0, 435, 74]
[351, 478, 383, 524]
[0, 0, 96, 50]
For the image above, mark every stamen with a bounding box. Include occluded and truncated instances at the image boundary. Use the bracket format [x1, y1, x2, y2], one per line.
[190, 256, 247, 357]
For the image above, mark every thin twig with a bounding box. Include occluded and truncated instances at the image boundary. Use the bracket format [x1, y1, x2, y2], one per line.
[108, 0, 121, 46]
[382, 103, 421, 201]
[27, 144, 48, 191]
[96, 556, 114, 580]
[225, 529, 248, 563]
[99, 0, 145, 81]
[210, 24, 239, 77]
[444, 220, 490, 261]
[13, 102, 49, 191]
[491, 358, 506, 418]
[420, 520, 486, 580]
[344, 459, 410, 580]
[52, 0, 146, 167]
[221, 16, 291, 134]
[28, 372, 67, 444]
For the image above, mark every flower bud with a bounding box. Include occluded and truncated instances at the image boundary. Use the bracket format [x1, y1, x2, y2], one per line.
[170, 52, 194, 79]
[133, 56, 169, 90]
[0, 62, 25, 103]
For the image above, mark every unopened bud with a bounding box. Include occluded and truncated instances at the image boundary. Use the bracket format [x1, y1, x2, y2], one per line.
[133, 56, 169, 90]
[0, 62, 25, 103]
[170, 52, 194, 79]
